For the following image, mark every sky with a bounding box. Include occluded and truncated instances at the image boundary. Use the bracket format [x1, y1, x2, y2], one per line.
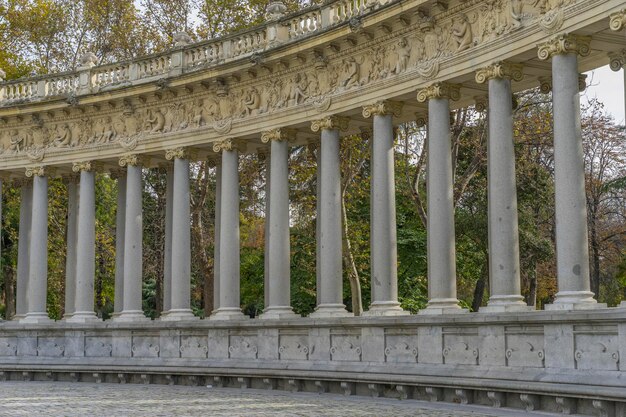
[584, 64, 625, 125]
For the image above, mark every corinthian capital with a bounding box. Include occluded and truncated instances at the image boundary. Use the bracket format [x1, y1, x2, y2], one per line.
[212, 139, 243, 153]
[25, 166, 46, 177]
[72, 161, 97, 173]
[537, 34, 591, 60]
[609, 9, 626, 31]
[119, 154, 143, 167]
[416, 82, 461, 103]
[609, 50, 626, 71]
[310, 116, 349, 133]
[165, 147, 189, 160]
[362, 101, 403, 118]
[475, 62, 524, 84]
[260, 128, 297, 143]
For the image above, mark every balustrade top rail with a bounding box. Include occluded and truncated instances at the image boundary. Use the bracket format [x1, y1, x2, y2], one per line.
[0, 0, 386, 106]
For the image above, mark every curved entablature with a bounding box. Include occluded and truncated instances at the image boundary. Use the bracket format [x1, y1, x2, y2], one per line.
[0, 0, 624, 176]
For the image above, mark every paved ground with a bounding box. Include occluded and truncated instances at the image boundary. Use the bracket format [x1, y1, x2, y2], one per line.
[0, 382, 554, 416]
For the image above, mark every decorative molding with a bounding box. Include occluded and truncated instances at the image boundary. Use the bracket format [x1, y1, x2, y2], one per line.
[538, 77, 552, 94]
[25, 166, 45, 177]
[609, 9, 626, 31]
[475, 62, 524, 84]
[118, 154, 142, 167]
[362, 100, 403, 118]
[473, 96, 488, 113]
[537, 34, 592, 60]
[310, 116, 349, 132]
[260, 128, 297, 143]
[609, 50, 626, 72]
[416, 82, 461, 102]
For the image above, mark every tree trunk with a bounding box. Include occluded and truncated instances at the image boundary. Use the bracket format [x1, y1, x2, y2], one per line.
[589, 203, 601, 299]
[341, 194, 362, 316]
[96, 238, 105, 317]
[527, 261, 537, 308]
[471, 261, 488, 312]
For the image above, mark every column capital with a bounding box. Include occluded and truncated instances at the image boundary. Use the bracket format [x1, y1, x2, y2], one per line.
[473, 96, 489, 113]
[415, 112, 428, 128]
[537, 34, 591, 60]
[609, 50, 626, 71]
[212, 139, 244, 153]
[25, 166, 51, 177]
[362, 100, 403, 118]
[63, 173, 81, 185]
[539, 76, 553, 94]
[416, 82, 461, 103]
[475, 62, 524, 84]
[119, 154, 144, 167]
[310, 116, 349, 133]
[109, 168, 127, 180]
[577, 74, 587, 92]
[609, 9, 625, 31]
[165, 147, 192, 160]
[72, 161, 101, 173]
[260, 128, 297, 143]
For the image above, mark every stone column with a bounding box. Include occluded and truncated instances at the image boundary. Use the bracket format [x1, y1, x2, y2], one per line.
[111, 170, 126, 317]
[475, 63, 532, 312]
[162, 164, 174, 317]
[22, 166, 50, 322]
[115, 155, 147, 321]
[416, 83, 465, 314]
[263, 152, 271, 309]
[210, 140, 246, 320]
[260, 129, 297, 319]
[69, 162, 99, 322]
[162, 148, 195, 320]
[62, 175, 79, 319]
[212, 161, 222, 313]
[361, 101, 408, 316]
[14, 180, 32, 320]
[538, 35, 603, 310]
[309, 117, 351, 318]
[315, 145, 321, 307]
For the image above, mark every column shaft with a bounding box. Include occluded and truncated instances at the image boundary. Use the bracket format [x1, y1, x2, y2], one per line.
[15, 182, 32, 319]
[212, 162, 222, 312]
[113, 174, 126, 316]
[261, 139, 296, 319]
[63, 179, 78, 318]
[483, 77, 528, 312]
[263, 154, 271, 308]
[116, 164, 146, 321]
[423, 98, 462, 313]
[310, 128, 350, 317]
[23, 174, 49, 322]
[365, 113, 406, 316]
[211, 148, 245, 320]
[163, 166, 174, 315]
[163, 158, 194, 320]
[548, 53, 598, 308]
[70, 169, 98, 321]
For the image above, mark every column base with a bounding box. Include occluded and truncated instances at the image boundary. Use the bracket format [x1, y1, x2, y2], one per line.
[67, 311, 100, 323]
[619, 301, 626, 308]
[113, 310, 150, 322]
[259, 306, 300, 320]
[20, 313, 52, 323]
[545, 291, 606, 311]
[419, 298, 468, 315]
[209, 307, 248, 321]
[12, 314, 25, 321]
[479, 296, 534, 313]
[308, 304, 353, 318]
[362, 301, 409, 317]
[160, 309, 198, 321]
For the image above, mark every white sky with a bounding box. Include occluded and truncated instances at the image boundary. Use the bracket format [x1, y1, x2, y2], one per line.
[583, 65, 625, 125]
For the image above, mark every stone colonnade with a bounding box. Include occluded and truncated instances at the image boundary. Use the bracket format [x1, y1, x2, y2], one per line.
[6, 34, 610, 322]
